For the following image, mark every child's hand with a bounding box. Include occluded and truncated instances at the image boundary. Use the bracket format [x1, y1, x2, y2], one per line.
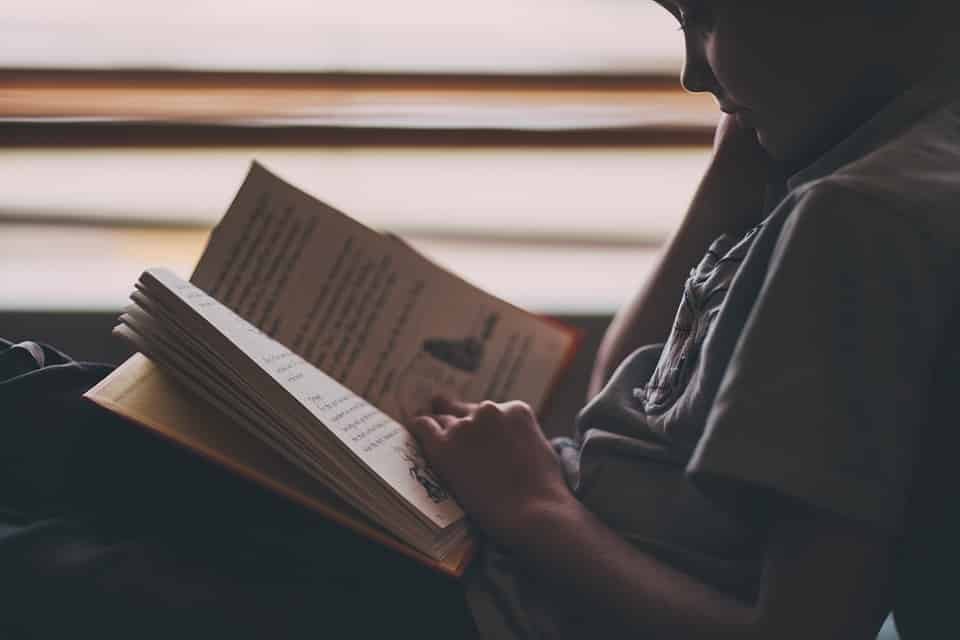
[712, 113, 776, 183]
[695, 113, 781, 234]
[407, 396, 574, 545]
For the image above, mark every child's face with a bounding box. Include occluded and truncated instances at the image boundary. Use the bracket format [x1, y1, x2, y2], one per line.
[655, 1, 899, 169]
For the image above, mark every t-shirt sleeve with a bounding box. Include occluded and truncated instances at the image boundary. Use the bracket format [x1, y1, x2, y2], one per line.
[687, 182, 949, 535]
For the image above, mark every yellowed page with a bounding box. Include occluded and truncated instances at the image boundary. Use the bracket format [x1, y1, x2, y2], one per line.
[84, 354, 474, 577]
[191, 162, 575, 422]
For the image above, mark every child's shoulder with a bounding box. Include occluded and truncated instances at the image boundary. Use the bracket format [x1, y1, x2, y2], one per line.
[789, 98, 960, 245]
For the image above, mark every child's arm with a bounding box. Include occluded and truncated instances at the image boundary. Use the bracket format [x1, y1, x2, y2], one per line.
[502, 482, 893, 639]
[589, 116, 775, 397]
[410, 397, 894, 639]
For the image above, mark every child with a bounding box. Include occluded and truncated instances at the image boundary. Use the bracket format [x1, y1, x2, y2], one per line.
[409, 2, 960, 638]
[4, 2, 958, 638]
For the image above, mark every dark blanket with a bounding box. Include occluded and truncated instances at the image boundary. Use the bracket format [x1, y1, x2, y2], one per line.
[0, 338, 476, 639]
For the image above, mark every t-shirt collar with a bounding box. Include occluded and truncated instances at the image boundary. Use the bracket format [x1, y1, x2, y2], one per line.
[787, 63, 960, 192]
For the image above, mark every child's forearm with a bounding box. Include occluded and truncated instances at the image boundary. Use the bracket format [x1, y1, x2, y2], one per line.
[504, 495, 758, 638]
[502, 491, 892, 640]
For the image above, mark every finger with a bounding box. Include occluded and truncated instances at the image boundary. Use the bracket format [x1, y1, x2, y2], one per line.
[406, 415, 444, 443]
[502, 400, 535, 420]
[433, 414, 460, 430]
[431, 395, 475, 417]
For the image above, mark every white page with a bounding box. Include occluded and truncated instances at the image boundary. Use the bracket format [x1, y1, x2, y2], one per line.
[190, 163, 575, 423]
[144, 267, 464, 530]
[124, 282, 443, 541]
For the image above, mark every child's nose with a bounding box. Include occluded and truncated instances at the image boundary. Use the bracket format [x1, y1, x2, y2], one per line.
[680, 40, 718, 96]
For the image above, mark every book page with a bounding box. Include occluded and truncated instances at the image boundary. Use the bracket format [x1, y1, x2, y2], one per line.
[191, 163, 575, 423]
[84, 354, 474, 576]
[144, 268, 464, 530]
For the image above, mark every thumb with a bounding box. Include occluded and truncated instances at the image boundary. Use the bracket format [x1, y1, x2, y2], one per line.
[406, 415, 443, 449]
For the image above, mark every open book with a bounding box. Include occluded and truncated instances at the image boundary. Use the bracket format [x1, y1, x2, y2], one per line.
[85, 163, 579, 576]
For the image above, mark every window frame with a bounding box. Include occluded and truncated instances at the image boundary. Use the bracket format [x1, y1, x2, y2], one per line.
[0, 68, 715, 314]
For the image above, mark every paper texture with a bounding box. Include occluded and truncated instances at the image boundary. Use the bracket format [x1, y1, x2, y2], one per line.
[142, 267, 463, 529]
[191, 163, 574, 423]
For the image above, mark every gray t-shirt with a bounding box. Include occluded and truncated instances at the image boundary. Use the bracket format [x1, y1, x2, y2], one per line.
[467, 68, 960, 638]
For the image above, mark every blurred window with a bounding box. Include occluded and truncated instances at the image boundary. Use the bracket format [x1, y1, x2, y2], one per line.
[5, 0, 681, 73]
[1, 1, 716, 313]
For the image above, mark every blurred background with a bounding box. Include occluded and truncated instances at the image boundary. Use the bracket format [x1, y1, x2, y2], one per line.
[0, 0, 715, 422]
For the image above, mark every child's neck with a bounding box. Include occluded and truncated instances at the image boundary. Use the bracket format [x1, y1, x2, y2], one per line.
[785, 45, 955, 178]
